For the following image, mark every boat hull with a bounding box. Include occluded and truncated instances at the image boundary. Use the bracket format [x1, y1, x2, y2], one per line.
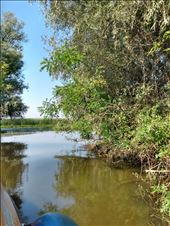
[0, 185, 20, 226]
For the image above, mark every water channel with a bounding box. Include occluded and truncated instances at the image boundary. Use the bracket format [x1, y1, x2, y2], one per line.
[1, 131, 167, 226]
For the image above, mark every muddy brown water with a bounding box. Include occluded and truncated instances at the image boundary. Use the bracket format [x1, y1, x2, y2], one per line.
[1, 131, 167, 226]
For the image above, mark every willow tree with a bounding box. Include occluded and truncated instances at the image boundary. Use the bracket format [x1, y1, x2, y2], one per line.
[0, 12, 28, 118]
[39, 0, 170, 139]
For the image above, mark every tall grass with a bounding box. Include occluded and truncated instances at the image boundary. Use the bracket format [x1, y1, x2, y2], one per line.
[1, 118, 66, 128]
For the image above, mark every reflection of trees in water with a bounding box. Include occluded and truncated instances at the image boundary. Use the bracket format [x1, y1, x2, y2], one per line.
[1, 142, 29, 217]
[1, 142, 27, 159]
[1, 142, 28, 190]
[39, 157, 146, 226]
[55, 157, 138, 196]
[39, 157, 165, 226]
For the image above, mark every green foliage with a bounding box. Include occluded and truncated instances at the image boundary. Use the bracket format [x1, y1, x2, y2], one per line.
[1, 118, 67, 129]
[53, 118, 72, 132]
[152, 185, 170, 217]
[149, 30, 170, 56]
[40, 44, 84, 79]
[38, 0, 170, 218]
[38, 97, 59, 118]
[133, 106, 170, 147]
[0, 12, 28, 118]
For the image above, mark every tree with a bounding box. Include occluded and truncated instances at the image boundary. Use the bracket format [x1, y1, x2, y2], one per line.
[0, 12, 28, 118]
[39, 1, 170, 218]
[39, 0, 170, 139]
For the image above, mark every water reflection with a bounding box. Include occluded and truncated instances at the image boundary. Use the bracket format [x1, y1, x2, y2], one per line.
[1, 132, 167, 226]
[1, 142, 27, 159]
[0, 142, 28, 218]
[41, 157, 166, 226]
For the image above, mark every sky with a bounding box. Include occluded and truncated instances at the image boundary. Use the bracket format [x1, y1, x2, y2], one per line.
[1, 0, 61, 118]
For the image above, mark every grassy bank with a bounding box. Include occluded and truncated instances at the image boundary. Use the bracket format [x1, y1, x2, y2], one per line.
[0, 118, 71, 130]
[1, 118, 55, 128]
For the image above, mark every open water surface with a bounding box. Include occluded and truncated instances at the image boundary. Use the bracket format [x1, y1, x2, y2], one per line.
[1, 131, 167, 226]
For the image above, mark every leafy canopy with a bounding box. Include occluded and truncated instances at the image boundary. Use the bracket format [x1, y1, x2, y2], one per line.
[0, 12, 28, 118]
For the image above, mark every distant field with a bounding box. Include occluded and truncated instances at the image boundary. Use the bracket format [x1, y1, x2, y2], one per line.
[1, 118, 72, 133]
[1, 118, 55, 128]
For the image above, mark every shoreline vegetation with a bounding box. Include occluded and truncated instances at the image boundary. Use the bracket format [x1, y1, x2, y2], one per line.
[0, 118, 70, 130]
[0, 118, 73, 136]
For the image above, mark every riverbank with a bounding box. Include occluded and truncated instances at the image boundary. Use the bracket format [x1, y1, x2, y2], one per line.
[0, 118, 72, 131]
[1, 118, 56, 128]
